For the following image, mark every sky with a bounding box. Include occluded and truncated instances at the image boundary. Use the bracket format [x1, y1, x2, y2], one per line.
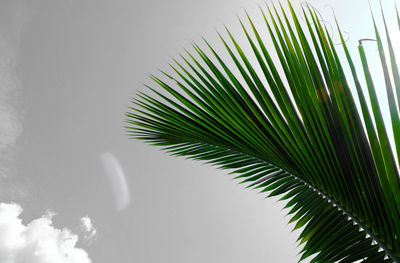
[0, 0, 399, 262]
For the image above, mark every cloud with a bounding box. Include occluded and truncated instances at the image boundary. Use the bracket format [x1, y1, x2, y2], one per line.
[0, 1, 25, 178]
[100, 152, 130, 211]
[0, 4, 93, 262]
[0, 202, 91, 263]
[79, 216, 97, 244]
[0, 0, 35, 201]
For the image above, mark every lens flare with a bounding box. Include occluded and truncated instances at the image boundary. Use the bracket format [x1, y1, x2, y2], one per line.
[100, 152, 130, 211]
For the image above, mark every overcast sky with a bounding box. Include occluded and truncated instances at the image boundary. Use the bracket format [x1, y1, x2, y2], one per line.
[0, 0, 398, 262]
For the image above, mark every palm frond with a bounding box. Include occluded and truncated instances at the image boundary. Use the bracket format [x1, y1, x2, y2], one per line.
[126, 2, 400, 262]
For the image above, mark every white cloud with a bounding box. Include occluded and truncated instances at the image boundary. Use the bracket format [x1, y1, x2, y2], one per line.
[0, 202, 91, 263]
[80, 216, 94, 233]
[0, 4, 93, 262]
[79, 216, 97, 244]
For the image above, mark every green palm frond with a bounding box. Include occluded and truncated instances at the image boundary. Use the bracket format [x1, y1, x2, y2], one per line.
[126, 1, 400, 262]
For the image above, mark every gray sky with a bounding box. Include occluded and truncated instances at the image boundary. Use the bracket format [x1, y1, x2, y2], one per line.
[0, 0, 398, 262]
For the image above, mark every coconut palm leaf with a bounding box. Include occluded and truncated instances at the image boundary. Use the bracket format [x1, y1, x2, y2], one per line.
[126, 2, 400, 262]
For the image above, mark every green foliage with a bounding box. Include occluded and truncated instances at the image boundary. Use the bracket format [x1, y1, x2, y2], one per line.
[126, 1, 400, 262]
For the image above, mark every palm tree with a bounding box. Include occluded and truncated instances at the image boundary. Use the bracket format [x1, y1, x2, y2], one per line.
[126, 1, 400, 262]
